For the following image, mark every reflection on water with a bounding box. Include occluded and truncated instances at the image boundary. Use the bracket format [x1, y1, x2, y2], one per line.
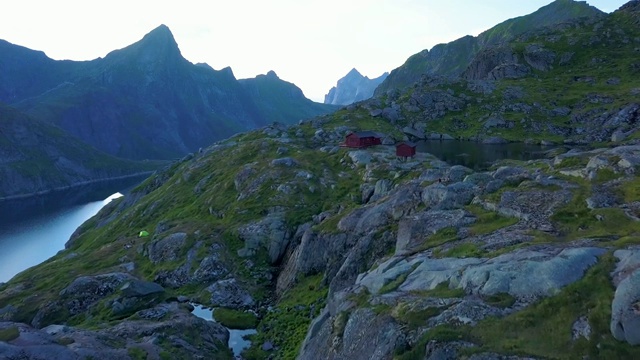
[191, 304, 257, 358]
[0, 176, 146, 283]
[417, 140, 553, 170]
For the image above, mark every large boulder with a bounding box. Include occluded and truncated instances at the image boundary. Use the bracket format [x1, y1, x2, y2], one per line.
[206, 278, 254, 309]
[611, 249, 640, 345]
[148, 232, 188, 264]
[237, 209, 291, 264]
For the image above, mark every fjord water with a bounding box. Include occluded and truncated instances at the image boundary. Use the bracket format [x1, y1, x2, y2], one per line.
[0, 177, 146, 283]
[191, 304, 257, 357]
[417, 140, 551, 170]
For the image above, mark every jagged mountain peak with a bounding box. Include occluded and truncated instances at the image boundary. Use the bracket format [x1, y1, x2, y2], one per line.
[104, 24, 182, 64]
[137, 24, 179, 52]
[266, 70, 279, 78]
[324, 68, 389, 105]
[346, 68, 363, 78]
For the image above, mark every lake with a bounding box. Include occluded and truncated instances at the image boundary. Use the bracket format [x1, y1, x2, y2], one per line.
[0, 176, 147, 283]
[416, 140, 554, 170]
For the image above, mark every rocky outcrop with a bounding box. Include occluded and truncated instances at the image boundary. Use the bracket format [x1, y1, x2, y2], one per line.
[0, 302, 230, 359]
[611, 248, 640, 345]
[359, 247, 605, 300]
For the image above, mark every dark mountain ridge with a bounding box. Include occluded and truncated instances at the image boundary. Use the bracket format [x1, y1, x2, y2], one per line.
[375, 0, 604, 94]
[0, 25, 338, 160]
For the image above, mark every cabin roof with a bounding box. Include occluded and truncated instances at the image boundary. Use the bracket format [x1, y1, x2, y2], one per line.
[396, 141, 417, 147]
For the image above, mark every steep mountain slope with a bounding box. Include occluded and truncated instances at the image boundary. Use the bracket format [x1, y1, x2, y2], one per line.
[0, 25, 337, 160]
[375, 0, 604, 94]
[0, 103, 158, 199]
[324, 68, 389, 105]
[240, 71, 339, 123]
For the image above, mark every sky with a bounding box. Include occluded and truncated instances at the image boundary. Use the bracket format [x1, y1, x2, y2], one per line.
[0, 0, 629, 102]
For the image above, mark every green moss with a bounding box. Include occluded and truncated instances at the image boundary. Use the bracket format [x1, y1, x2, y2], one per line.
[620, 176, 640, 203]
[554, 156, 588, 169]
[482, 293, 516, 308]
[421, 227, 459, 250]
[214, 308, 259, 330]
[127, 347, 148, 360]
[379, 264, 419, 294]
[441, 242, 484, 258]
[466, 205, 519, 236]
[244, 274, 327, 360]
[594, 168, 621, 183]
[394, 304, 443, 330]
[395, 324, 466, 360]
[467, 253, 640, 358]
[412, 281, 465, 299]
[0, 326, 19, 341]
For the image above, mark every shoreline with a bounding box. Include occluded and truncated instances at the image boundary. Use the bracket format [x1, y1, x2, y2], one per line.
[0, 171, 154, 202]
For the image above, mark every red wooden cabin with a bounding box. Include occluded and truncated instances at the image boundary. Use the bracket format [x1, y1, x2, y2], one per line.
[396, 141, 417, 158]
[345, 131, 382, 148]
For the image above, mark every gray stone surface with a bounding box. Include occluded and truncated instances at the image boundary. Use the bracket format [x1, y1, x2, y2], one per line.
[148, 232, 187, 263]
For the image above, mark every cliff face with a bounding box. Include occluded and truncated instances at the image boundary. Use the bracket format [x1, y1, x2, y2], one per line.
[0, 25, 337, 160]
[375, 0, 604, 94]
[324, 68, 388, 105]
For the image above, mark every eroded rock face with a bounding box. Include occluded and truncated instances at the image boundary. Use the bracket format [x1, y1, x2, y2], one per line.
[298, 308, 404, 360]
[611, 249, 640, 344]
[237, 209, 291, 264]
[358, 246, 605, 301]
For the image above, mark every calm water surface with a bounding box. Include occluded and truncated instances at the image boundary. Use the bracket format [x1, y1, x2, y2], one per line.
[417, 140, 554, 170]
[0, 176, 146, 283]
[191, 304, 257, 357]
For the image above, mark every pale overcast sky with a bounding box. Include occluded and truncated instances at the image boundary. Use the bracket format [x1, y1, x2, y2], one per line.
[0, 0, 629, 102]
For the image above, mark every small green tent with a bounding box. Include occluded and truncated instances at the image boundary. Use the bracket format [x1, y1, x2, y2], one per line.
[139, 230, 150, 237]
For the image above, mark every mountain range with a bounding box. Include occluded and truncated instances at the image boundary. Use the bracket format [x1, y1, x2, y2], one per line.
[323, 68, 388, 105]
[0, 25, 337, 160]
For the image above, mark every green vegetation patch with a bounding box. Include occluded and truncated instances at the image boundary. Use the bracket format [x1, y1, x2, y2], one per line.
[214, 308, 259, 330]
[394, 304, 444, 330]
[0, 326, 19, 342]
[482, 293, 516, 308]
[395, 324, 465, 360]
[466, 205, 519, 236]
[466, 253, 640, 359]
[441, 242, 484, 258]
[127, 347, 148, 360]
[379, 263, 420, 294]
[243, 274, 327, 360]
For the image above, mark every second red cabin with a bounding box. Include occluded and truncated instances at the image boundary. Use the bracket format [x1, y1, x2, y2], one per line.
[396, 141, 417, 158]
[345, 131, 382, 148]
